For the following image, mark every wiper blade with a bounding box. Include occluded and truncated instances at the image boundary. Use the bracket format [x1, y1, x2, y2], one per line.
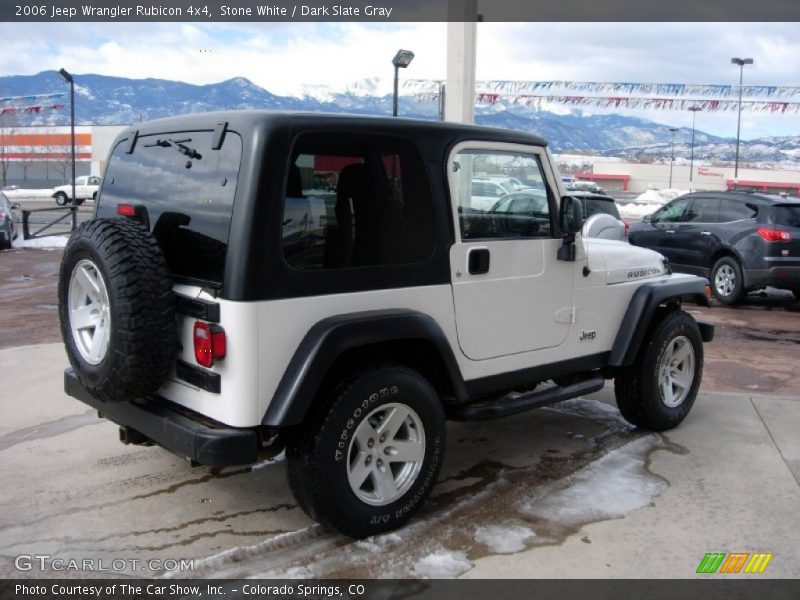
[144, 138, 202, 160]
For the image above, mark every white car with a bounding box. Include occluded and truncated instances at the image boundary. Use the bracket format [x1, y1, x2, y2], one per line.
[53, 175, 101, 206]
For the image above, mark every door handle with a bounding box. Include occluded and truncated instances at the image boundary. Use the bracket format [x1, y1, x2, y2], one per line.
[665, 229, 675, 234]
[468, 248, 490, 275]
[701, 231, 712, 236]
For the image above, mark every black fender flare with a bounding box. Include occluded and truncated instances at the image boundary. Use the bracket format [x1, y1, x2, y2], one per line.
[608, 276, 714, 368]
[262, 309, 466, 427]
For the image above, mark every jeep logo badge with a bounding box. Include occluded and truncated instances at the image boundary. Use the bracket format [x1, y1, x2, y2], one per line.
[579, 330, 597, 342]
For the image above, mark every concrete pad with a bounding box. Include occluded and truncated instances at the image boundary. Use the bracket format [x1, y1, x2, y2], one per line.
[751, 396, 800, 487]
[1, 343, 798, 579]
[465, 390, 800, 578]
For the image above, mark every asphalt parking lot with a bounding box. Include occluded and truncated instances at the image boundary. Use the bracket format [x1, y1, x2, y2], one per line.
[0, 246, 798, 579]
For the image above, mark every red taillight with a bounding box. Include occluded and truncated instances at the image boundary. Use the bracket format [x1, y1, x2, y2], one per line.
[193, 321, 226, 368]
[757, 227, 792, 242]
[622, 219, 630, 237]
[117, 204, 137, 217]
[0, 211, 5, 220]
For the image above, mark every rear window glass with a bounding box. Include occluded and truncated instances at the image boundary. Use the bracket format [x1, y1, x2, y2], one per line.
[582, 198, 619, 219]
[97, 131, 242, 285]
[773, 205, 800, 228]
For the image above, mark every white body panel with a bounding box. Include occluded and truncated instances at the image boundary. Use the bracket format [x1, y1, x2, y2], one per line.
[157, 139, 679, 430]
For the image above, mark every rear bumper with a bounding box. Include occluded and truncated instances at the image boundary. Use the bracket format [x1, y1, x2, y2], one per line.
[64, 368, 259, 466]
[744, 266, 800, 291]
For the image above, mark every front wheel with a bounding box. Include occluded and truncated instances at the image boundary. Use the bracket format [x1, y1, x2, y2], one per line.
[286, 364, 445, 538]
[711, 256, 744, 305]
[615, 310, 703, 431]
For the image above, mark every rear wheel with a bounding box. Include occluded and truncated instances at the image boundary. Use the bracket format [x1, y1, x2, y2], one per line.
[54, 192, 68, 206]
[615, 310, 703, 431]
[711, 256, 744, 305]
[286, 364, 445, 538]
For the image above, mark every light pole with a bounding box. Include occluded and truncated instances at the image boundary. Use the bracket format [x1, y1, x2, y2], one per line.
[668, 127, 678, 189]
[391, 49, 415, 117]
[688, 106, 702, 191]
[731, 57, 753, 181]
[58, 68, 76, 203]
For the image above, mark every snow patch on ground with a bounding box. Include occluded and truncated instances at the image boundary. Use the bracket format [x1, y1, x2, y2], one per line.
[250, 450, 286, 470]
[12, 235, 69, 249]
[412, 549, 472, 578]
[618, 203, 660, 219]
[474, 524, 535, 554]
[519, 435, 665, 524]
[548, 397, 632, 430]
[634, 188, 686, 204]
[3, 188, 54, 200]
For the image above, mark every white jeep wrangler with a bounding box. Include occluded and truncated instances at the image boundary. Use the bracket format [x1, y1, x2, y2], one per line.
[59, 112, 713, 538]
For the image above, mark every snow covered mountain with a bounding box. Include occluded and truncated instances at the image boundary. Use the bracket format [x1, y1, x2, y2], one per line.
[3, 71, 799, 163]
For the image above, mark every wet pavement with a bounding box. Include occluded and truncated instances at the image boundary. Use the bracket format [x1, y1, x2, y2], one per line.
[0, 344, 797, 579]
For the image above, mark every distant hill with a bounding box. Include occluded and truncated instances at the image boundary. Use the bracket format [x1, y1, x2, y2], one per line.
[3, 70, 799, 164]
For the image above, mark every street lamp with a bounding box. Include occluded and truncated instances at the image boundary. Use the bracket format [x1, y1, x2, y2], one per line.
[731, 57, 754, 181]
[668, 127, 678, 189]
[58, 68, 76, 203]
[391, 49, 415, 117]
[688, 106, 702, 191]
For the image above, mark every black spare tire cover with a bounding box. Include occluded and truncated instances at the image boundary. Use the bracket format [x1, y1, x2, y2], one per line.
[58, 218, 176, 402]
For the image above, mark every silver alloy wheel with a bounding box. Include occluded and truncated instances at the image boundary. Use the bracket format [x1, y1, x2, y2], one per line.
[714, 264, 736, 297]
[657, 335, 695, 408]
[68, 259, 111, 365]
[347, 402, 426, 506]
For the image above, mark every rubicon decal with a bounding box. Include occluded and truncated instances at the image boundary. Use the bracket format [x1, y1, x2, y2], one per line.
[696, 552, 773, 574]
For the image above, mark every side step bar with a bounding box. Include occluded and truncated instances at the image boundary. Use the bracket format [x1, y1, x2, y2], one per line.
[449, 375, 605, 421]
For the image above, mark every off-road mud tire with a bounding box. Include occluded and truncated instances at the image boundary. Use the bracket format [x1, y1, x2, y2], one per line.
[286, 364, 445, 538]
[58, 218, 176, 402]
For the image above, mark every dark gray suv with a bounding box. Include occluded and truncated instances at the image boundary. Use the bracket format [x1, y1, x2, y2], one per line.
[629, 191, 800, 304]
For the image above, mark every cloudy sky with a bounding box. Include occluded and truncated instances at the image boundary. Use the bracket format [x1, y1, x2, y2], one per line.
[2, 21, 799, 138]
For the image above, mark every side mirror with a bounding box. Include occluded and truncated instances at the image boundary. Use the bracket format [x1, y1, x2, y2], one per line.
[642, 213, 653, 224]
[559, 195, 584, 235]
[557, 196, 584, 262]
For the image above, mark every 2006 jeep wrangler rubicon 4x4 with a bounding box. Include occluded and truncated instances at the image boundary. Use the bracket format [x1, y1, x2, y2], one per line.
[59, 112, 713, 537]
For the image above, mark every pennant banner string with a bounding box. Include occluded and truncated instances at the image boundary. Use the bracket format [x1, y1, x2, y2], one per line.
[409, 91, 800, 113]
[0, 104, 66, 116]
[403, 79, 800, 99]
[0, 93, 67, 105]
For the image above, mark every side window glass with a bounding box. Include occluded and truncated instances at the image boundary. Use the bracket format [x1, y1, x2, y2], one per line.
[718, 201, 758, 222]
[684, 197, 720, 223]
[656, 198, 690, 223]
[282, 135, 435, 270]
[451, 149, 552, 240]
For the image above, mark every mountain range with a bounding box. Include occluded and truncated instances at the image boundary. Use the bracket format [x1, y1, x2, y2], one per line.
[2, 70, 799, 165]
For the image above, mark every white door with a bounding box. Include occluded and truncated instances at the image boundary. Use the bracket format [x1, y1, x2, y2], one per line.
[448, 143, 575, 360]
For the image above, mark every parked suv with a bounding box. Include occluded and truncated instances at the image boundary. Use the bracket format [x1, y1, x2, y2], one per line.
[59, 112, 713, 537]
[629, 191, 800, 304]
[0, 191, 20, 249]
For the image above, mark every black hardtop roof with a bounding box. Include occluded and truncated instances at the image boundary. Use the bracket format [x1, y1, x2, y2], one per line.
[680, 190, 800, 205]
[124, 110, 549, 147]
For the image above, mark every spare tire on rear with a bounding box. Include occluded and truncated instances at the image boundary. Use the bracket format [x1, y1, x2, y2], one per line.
[58, 218, 176, 402]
